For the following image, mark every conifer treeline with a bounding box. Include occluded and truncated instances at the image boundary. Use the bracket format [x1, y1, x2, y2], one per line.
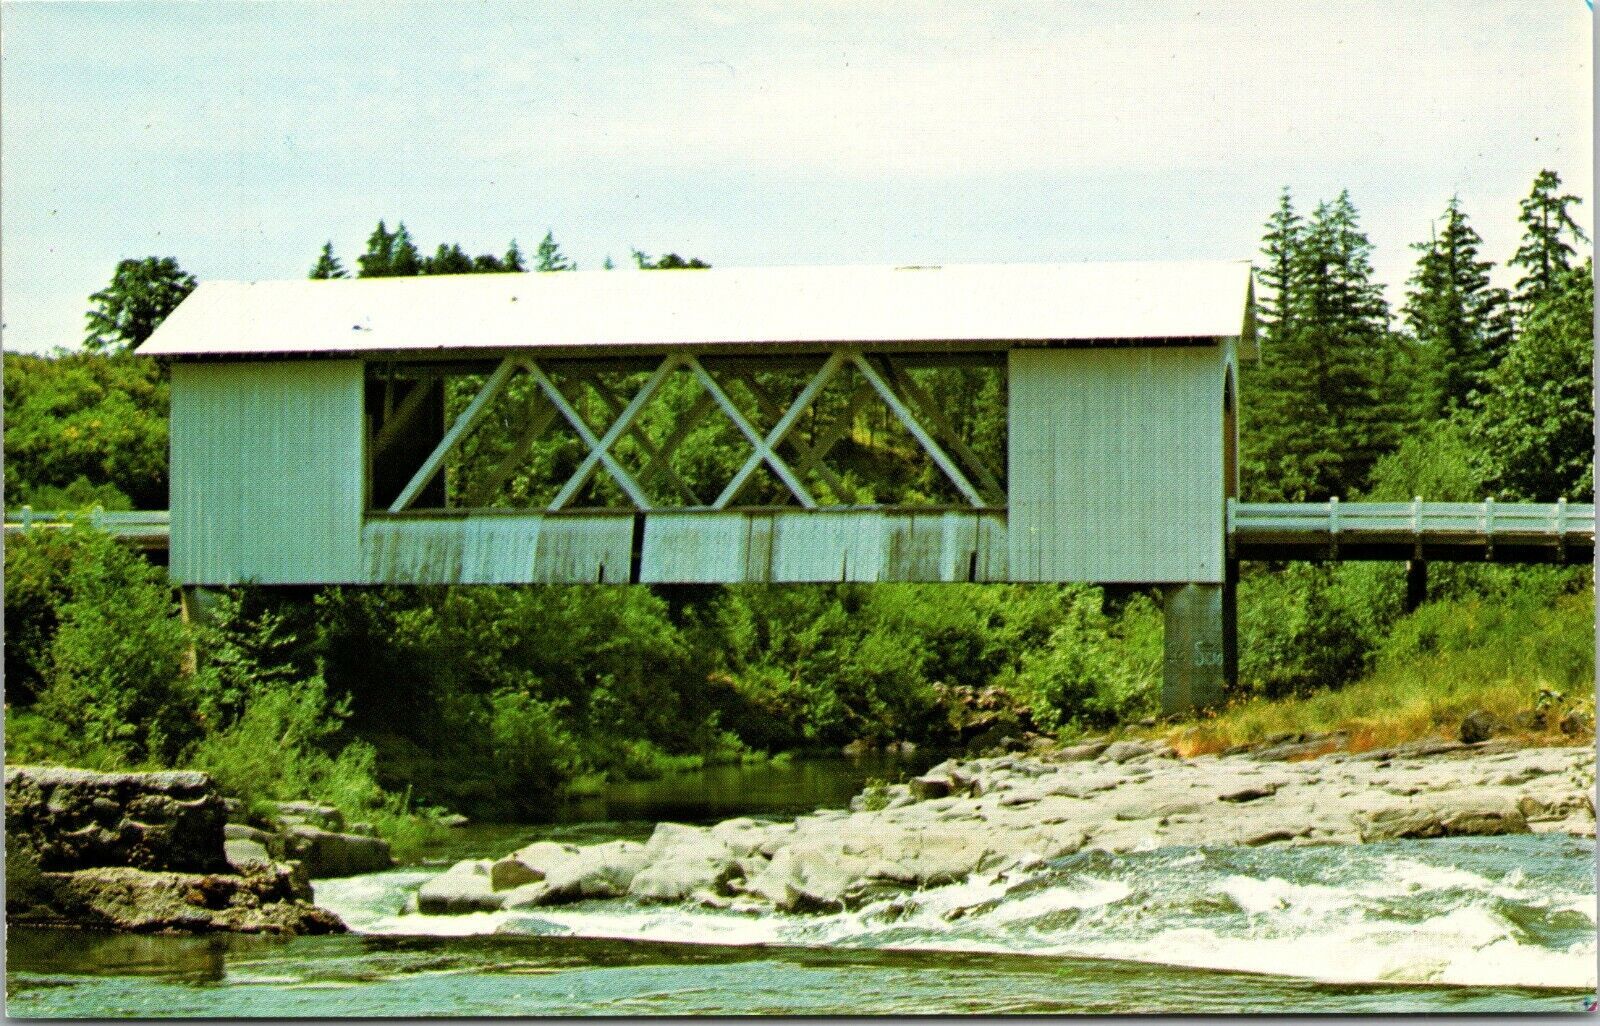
[1244, 169, 1591, 505]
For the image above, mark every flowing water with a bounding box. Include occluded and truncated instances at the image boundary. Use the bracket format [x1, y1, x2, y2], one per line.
[8, 757, 1597, 1017]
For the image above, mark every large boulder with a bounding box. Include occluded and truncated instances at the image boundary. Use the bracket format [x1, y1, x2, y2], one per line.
[542, 840, 648, 901]
[1357, 797, 1529, 842]
[280, 826, 393, 879]
[417, 860, 504, 914]
[490, 840, 578, 891]
[1459, 710, 1500, 745]
[270, 801, 344, 833]
[9, 864, 342, 935]
[628, 839, 740, 904]
[5, 766, 229, 874]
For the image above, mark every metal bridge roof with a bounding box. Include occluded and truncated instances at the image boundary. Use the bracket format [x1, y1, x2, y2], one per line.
[138, 259, 1256, 358]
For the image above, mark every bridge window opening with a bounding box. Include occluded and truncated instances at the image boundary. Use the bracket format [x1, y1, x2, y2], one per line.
[365, 354, 1007, 515]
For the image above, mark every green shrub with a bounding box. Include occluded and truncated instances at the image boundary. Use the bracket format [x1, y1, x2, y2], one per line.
[33, 531, 194, 767]
[1010, 590, 1162, 731]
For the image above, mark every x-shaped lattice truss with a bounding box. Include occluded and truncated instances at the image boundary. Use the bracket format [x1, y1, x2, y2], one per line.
[382, 350, 1005, 513]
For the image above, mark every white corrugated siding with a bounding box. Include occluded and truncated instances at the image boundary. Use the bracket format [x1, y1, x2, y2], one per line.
[170, 361, 365, 584]
[1007, 347, 1225, 583]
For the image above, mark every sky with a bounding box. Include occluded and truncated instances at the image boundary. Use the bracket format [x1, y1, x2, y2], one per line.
[1, 1, 1592, 354]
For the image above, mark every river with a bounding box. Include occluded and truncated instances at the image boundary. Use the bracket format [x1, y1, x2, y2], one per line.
[7, 756, 1596, 1016]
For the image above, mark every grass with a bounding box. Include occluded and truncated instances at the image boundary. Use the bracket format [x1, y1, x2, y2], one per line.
[1166, 590, 1595, 758]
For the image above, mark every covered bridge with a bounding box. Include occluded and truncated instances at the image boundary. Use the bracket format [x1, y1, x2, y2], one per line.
[140, 260, 1257, 710]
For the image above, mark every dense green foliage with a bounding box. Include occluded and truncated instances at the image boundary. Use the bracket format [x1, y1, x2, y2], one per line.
[83, 257, 196, 353]
[5, 180, 1592, 826]
[3, 352, 169, 510]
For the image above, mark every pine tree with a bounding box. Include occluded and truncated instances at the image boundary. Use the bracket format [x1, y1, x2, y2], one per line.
[1468, 260, 1594, 500]
[1402, 196, 1512, 414]
[424, 243, 473, 275]
[84, 256, 198, 352]
[1510, 169, 1589, 315]
[503, 240, 526, 272]
[603, 255, 616, 270]
[1242, 191, 1405, 501]
[535, 231, 575, 272]
[309, 242, 347, 280]
[390, 223, 422, 277]
[1256, 188, 1302, 347]
[358, 221, 395, 278]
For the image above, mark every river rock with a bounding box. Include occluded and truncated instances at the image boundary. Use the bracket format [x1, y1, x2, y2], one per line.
[1459, 710, 1500, 745]
[417, 861, 504, 914]
[643, 823, 734, 865]
[5, 766, 230, 874]
[280, 825, 393, 879]
[224, 838, 273, 873]
[1357, 796, 1528, 842]
[491, 841, 579, 890]
[1218, 783, 1279, 803]
[1100, 740, 1152, 764]
[628, 853, 738, 903]
[271, 801, 344, 833]
[11, 864, 342, 935]
[743, 844, 865, 912]
[1559, 708, 1593, 737]
[541, 840, 649, 901]
[908, 775, 953, 800]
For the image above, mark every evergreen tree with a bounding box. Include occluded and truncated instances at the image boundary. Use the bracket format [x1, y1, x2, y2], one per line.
[503, 240, 526, 272]
[1242, 191, 1405, 501]
[603, 255, 616, 270]
[650, 253, 711, 269]
[309, 242, 347, 280]
[389, 223, 422, 277]
[1256, 188, 1302, 347]
[357, 221, 396, 278]
[84, 256, 197, 352]
[535, 231, 575, 272]
[630, 248, 711, 270]
[1468, 260, 1594, 501]
[1510, 169, 1589, 315]
[472, 253, 507, 273]
[425, 243, 474, 275]
[1402, 196, 1512, 414]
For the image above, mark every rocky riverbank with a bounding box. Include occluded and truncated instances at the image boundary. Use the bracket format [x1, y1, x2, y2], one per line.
[4, 766, 386, 934]
[414, 736, 1596, 916]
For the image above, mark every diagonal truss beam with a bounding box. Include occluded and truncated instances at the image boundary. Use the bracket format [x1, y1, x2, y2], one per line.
[732, 371, 856, 502]
[371, 374, 439, 459]
[685, 357, 818, 509]
[876, 356, 1005, 504]
[850, 352, 986, 507]
[389, 358, 517, 513]
[636, 389, 718, 496]
[463, 388, 560, 508]
[712, 351, 847, 509]
[580, 372, 700, 506]
[528, 356, 680, 511]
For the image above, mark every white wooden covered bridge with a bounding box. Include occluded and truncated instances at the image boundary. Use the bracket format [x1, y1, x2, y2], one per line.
[126, 260, 1589, 713]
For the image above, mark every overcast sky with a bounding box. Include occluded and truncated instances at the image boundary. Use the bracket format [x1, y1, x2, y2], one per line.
[2, 1, 1592, 354]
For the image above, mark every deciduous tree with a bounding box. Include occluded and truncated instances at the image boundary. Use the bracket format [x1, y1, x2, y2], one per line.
[83, 257, 196, 352]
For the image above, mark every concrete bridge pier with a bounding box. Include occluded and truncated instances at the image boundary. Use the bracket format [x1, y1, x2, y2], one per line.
[1161, 567, 1237, 714]
[178, 586, 226, 675]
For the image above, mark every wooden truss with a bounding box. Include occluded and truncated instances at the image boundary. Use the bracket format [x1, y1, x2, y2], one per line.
[383, 350, 1005, 514]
